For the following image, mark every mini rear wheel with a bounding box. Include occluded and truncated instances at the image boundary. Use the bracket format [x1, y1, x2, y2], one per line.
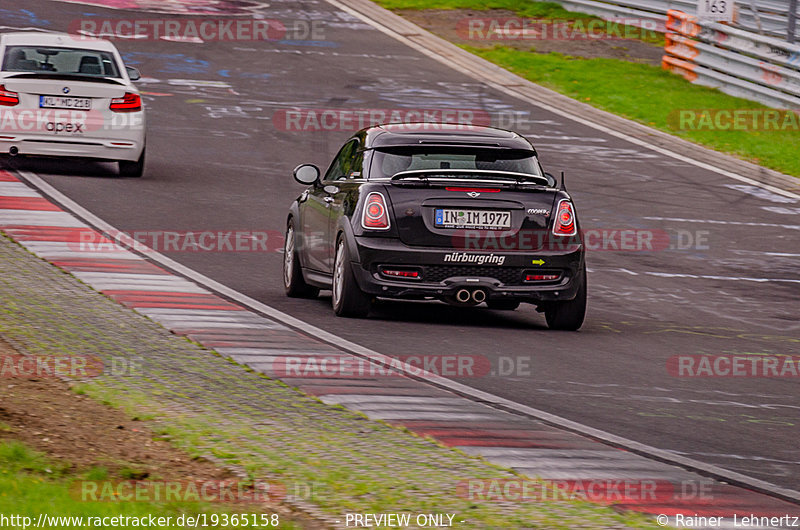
[332, 237, 371, 318]
[283, 221, 319, 298]
[544, 268, 586, 331]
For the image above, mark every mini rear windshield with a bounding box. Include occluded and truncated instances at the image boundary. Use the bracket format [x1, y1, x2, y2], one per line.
[2, 46, 120, 78]
[370, 147, 550, 183]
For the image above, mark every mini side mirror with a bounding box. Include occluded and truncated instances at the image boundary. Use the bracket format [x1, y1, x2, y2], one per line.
[293, 164, 320, 185]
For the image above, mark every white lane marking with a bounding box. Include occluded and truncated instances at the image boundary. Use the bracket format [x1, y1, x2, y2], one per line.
[91, 283, 209, 293]
[20, 250, 133, 260]
[468, 456, 683, 471]
[247, 48, 422, 60]
[136, 308, 246, 317]
[163, 321, 282, 330]
[139, 314, 270, 323]
[77, 30, 148, 40]
[71, 272, 198, 284]
[343, 402, 491, 412]
[0, 26, 57, 33]
[725, 184, 798, 204]
[526, 135, 607, 142]
[643, 216, 800, 230]
[510, 469, 696, 481]
[324, 0, 800, 201]
[320, 395, 467, 405]
[361, 411, 504, 421]
[763, 206, 800, 215]
[533, 144, 660, 160]
[460, 448, 628, 458]
[589, 267, 800, 284]
[677, 452, 800, 465]
[214, 348, 319, 354]
[733, 250, 800, 258]
[645, 272, 800, 283]
[160, 35, 204, 43]
[17, 169, 800, 503]
[16, 240, 131, 253]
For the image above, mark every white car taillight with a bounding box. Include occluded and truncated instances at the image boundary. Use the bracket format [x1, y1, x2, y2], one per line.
[0, 85, 19, 106]
[110, 92, 141, 112]
[362, 192, 390, 230]
[552, 199, 577, 236]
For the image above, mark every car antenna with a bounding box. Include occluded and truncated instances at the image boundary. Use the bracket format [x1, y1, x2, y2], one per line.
[560, 171, 566, 191]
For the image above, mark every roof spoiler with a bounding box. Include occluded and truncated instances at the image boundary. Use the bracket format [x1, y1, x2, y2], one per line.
[389, 169, 551, 187]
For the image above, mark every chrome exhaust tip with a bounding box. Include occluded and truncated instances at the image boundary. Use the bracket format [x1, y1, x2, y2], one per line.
[471, 289, 487, 303]
[455, 289, 472, 303]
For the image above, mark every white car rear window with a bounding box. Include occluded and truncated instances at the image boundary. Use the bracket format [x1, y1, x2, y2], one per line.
[2, 46, 120, 78]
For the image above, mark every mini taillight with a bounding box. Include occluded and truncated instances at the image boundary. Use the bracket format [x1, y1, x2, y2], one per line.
[0, 85, 19, 106]
[110, 92, 141, 112]
[552, 199, 577, 236]
[525, 273, 561, 282]
[362, 192, 390, 230]
[380, 267, 421, 279]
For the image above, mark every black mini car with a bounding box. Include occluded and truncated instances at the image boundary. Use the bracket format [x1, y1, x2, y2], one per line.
[283, 123, 586, 330]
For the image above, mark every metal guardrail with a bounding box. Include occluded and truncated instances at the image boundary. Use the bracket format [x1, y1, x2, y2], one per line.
[662, 9, 800, 108]
[556, 0, 799, 42]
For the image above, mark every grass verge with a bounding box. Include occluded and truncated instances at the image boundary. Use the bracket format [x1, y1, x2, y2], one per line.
[0, 440, 280, 530]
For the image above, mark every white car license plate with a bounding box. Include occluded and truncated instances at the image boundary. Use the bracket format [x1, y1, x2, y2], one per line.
[434, 209, 512, 229]
[39, 96, 92, 110]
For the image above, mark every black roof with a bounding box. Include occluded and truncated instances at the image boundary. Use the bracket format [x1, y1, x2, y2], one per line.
[361, 123, 535, 151]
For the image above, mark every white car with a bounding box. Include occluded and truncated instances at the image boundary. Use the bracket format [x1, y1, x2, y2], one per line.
[0, 32, 146, 177]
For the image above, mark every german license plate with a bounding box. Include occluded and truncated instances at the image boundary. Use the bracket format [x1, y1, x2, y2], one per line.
[39, 96, 92, 110]
[434, 209, 511, 229]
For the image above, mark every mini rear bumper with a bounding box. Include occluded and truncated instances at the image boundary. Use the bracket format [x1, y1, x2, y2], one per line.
[351, 236, 584, 303]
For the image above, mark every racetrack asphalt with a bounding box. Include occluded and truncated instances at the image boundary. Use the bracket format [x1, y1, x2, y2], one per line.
[6, 0, 800, 493]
